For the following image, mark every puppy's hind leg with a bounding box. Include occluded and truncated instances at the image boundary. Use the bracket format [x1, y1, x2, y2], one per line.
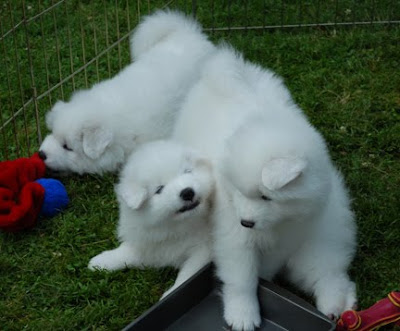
[313, 272, 356, 320]
[160, 246, 211, 300]
[287, 243, 357, 320]
[88, 241, 140, 271]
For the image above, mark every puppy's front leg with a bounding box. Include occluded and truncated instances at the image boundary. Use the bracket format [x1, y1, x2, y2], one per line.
[160, 246, 211, 300]
[88, 241, 139, 271]
[216, 242, 261, 331]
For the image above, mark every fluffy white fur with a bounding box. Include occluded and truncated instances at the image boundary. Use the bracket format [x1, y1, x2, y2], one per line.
[88, 140, 214, 299]
[173, 47, 357, 330]
[39, 10, 214, 175]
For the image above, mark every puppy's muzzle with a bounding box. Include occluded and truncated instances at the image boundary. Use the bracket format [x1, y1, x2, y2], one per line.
[241, 220, 255, 228]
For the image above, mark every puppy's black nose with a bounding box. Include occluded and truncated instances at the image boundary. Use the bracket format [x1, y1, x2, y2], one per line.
[241, 220, 255, 228]
[38, 150, 47, 161]
[180, 187, 195, 201]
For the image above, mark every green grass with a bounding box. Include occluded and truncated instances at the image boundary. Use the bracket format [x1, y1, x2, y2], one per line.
[1, 0, 400, 330]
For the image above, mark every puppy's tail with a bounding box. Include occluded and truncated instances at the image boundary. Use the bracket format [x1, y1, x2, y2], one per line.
[130, 10, 202, 60]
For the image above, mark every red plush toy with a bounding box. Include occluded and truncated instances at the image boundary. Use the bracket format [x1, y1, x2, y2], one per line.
[0, 153, 68, 232]
[336, 291, 400, 331]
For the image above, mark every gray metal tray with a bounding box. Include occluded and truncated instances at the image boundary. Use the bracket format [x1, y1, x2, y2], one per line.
[124, 264, 335, 331]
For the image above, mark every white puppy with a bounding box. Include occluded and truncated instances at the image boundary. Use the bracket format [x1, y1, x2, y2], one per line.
[39, 10, 214, 174]
[88, 140, 214, 298]
[174, 47, 357, 330]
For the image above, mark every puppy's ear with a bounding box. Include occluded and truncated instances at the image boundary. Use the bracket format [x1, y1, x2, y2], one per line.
[46, 101, 66, 129]
[82, 125, 113, 159]
[262, 157, 307, 191]
[116, 183, 148, 210]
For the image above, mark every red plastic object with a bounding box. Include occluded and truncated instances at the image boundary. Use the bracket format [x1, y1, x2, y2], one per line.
[0, 153, 46, 231]
[337, 292, 400, 331]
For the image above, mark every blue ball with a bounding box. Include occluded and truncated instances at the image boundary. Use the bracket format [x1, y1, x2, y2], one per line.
[35, 178, 69, 218]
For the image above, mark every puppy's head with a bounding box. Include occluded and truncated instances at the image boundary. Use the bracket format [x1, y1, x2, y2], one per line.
[116, 140, 214, 226]
[223, 118, 330, 230]
[39, 99, 125, 175]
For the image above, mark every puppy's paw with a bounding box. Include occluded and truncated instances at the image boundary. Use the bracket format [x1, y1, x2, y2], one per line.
[88, 250, 126, 271]
[224, 294, 261, 331]
[316, 279, 357, 320]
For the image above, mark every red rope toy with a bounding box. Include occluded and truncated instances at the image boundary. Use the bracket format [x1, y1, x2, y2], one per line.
[0, 153, 68, 232]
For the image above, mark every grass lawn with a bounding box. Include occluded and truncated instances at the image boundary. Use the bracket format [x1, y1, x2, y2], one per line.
[1, 1, 399, 330]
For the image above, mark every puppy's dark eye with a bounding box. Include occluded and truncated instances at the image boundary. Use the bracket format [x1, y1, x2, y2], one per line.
[63, 143, 73, 151]
[184, 168, 192, 174]
[261, 195, 271, 201]
[155, 185, 164, 194]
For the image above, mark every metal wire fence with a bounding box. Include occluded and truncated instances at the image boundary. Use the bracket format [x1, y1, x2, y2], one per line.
[1, 0, 399, 160]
